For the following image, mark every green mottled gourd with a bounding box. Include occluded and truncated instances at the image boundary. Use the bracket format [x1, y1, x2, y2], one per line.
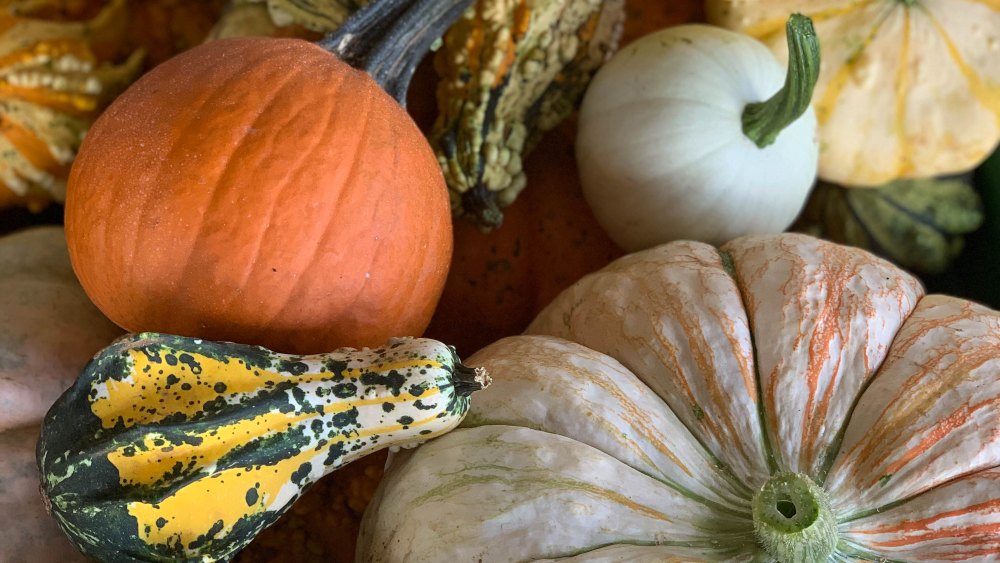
[37, 333, 489, 562]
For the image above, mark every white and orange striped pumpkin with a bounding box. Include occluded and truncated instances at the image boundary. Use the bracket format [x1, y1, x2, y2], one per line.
[358, 233, 1000, 562]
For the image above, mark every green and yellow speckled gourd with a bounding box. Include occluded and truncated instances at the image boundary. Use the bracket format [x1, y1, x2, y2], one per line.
[37, 333, 489, 562]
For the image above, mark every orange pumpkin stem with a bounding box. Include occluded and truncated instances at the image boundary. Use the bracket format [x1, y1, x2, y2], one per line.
[319, 0, 476, 105]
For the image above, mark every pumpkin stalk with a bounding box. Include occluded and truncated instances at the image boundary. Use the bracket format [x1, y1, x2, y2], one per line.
[318, 0, 476, 105]
[741, 13, 820, 149]
[752, 472, 838, 561]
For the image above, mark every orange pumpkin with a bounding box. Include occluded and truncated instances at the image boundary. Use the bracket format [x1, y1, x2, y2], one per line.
[64, 36, 452, 354]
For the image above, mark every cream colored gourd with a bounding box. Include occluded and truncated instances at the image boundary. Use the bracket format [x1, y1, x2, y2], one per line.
[0, 226, 120, 562]
[359, 233, 1000, 562]
[707, 0, 1000, 186]
[576, 15, 820, 251]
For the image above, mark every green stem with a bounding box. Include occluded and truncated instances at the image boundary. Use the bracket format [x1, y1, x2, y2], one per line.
[752, 473, 838, 561]
[317, 0, 476, 106]
[742, 13, 821, 149]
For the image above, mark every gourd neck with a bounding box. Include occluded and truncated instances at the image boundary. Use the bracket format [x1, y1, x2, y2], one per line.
[317, 0, 476, 106]
[752, 472, 838, 561]
[741, 13, 820, 149]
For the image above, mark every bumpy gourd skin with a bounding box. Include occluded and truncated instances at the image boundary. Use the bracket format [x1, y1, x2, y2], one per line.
[434, 0, 625, 228]
[0, 0, 143, 209]
[37, 334, 487, 562]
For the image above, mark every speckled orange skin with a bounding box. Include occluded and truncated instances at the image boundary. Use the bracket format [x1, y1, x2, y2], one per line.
[65, 37, 452, 354]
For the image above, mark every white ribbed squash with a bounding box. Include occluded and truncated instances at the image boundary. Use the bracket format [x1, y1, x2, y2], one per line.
[358, 233, 1000, 562]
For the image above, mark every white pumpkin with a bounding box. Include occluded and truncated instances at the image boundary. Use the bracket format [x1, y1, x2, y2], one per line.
[0, 226, 121, 562]
[576, 16, 819, 251]
[358, 233, 1000, 562]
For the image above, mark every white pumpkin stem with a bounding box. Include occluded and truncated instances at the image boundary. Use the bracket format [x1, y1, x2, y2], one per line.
[741, 13, 820, 149]
[752, 472, 838, 561]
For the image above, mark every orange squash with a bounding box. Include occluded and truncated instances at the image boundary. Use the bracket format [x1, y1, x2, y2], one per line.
[64, 2, 464, 354]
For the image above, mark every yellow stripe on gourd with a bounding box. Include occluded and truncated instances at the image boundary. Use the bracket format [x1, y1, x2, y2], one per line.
[106, 387, 443, 486]
[925, 10, 1000, 128]
[106, 410, 316, 487]
[893, 8, 914, 177]
[127, 448, 317, 550]
[124, 412, 447, 550]
[90, 349, 443, 428]
[743, 1, 878, 42]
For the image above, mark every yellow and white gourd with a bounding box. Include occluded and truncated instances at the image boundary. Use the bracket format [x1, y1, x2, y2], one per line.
[707, 0, 1000, 186]
[38, 333, 489, 562]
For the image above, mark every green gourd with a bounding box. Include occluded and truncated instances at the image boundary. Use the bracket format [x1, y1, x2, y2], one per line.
[37, 333, 489, 562]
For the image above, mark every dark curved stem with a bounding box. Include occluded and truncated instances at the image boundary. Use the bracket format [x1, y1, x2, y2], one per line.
[453, 363, 490, 396]
[317, 0, 476, 106]
[742, 13, 821, 148]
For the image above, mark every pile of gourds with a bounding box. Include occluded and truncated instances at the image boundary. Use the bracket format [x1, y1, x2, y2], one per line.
[2, 0, 999, 562]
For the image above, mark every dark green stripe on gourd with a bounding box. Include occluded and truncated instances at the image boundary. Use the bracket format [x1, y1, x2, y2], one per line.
[37, 333, 488, 562]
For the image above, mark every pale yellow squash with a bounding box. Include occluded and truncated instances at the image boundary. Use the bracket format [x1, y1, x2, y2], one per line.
[707, 0, 1000, 186]
[0, 226, 121, 563]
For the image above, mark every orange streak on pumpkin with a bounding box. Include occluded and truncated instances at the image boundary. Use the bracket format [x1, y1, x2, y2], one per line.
[876, 393, 1000, 487]
[576, 7, 601, 44]
[856, 498, 1000, 538]
[522, 352, 694, 478]
[840, 299, 999, 488]
[798, 259, 844, 471]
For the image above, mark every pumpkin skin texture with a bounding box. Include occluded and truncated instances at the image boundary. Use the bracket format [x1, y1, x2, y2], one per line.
[359, 233, 1000, 561]
[0, 226, 119, 563]
[707, 0, 1000, 186]
[64, 37, 452, 355]
[38, 333, 488, 562]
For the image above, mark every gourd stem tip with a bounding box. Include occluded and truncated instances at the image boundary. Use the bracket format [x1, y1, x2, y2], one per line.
[454, 363, 491, 396]
[741, 13, 820, 149]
